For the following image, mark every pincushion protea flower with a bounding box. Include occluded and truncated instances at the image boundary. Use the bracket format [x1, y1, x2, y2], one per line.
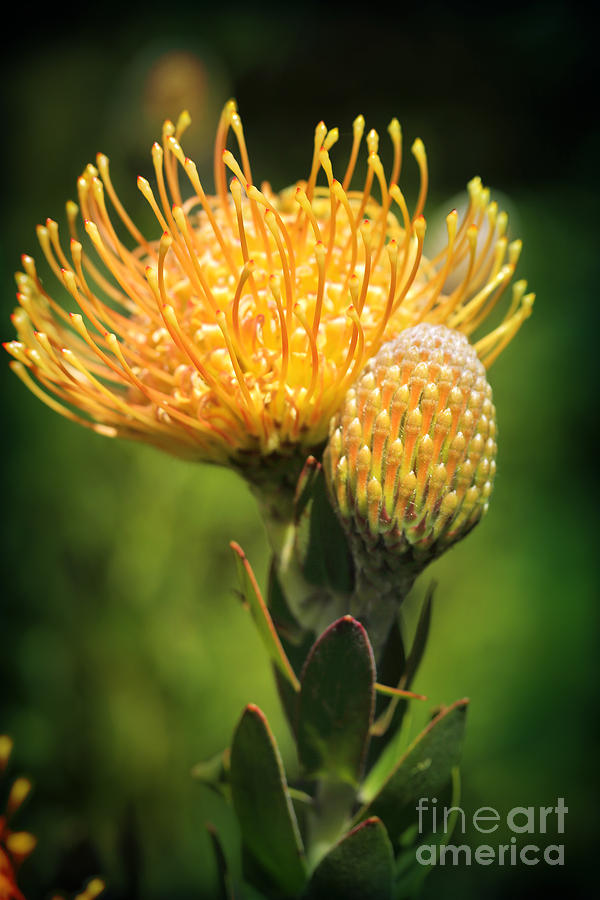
[5, 100, 533, 479]
[324, 323, 498, 598]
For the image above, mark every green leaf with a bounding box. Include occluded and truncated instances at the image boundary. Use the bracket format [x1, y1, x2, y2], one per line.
[296, 470, 354, 593]
[306, 817, 394, 900]
[267, 560, 304, 646]
[206, 823, 235, 900]
[375, 618, 407, 706]
[191, 748, 230, 801]
[293, 454, 321, 523]
[230, 704, 306, 894]
[230, 542, 299, 691]
[297, 616, 375, 784]
[393, 766, 462, 898]
[402, 583, 435, 690]
[371, 585, 434, 740]
[357, 698, 469, 841]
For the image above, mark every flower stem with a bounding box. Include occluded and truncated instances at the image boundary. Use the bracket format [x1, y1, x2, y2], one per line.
[307, 778, 356, 871]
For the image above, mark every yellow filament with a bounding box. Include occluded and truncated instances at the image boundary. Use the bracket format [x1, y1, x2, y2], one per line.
[267, 275, 289, 407]
[371, 240, 399, 346]
[305, 120, 328, 202]
[216, 310, 258, 417]
[214, 99, 237, 225]
[411, 139, 428, 221]
[337, 306, 365, 395]
[312, 241, 326, 336]
[182, 156, 237, 274]
[387, 118, 402, 188]
[7, 102, 531, 465]
[293, 302, 319, 401]
[295, 187, 323, 243]
[342, 114, 365, 190]
[232, 260, 255, 352]
[393, 217, 427, 314]
[264, 209, 295, 329]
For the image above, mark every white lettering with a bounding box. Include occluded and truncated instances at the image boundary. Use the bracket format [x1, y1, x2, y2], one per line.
[507, 807, 535, 833]
[472, 807, 500, 833]
[415, 844, 437, 865]
[520, 845, 540, 865]
[544, 845, 564, 866]
[556, 798, 568, 833]
[438, 844, 472, 866]
[474, 845, 495, 865]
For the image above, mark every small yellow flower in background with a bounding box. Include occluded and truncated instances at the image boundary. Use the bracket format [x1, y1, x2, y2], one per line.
[0, 736, 35, 900]
[0, 739, 104, 900]
[5, 100, 533, 470]
[50, 879, 105, 900]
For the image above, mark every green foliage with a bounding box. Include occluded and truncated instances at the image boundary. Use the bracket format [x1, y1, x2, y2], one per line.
[231, 542, 299, 691]
[191, 748, 231, 802]
[295, 469, 354, 594]
[297, 617, 375, 785]
[230, 705, 307, 895]
[210, 464, 471, 900]
[358, 700, 469, 843]
[305, 817, 394, 900]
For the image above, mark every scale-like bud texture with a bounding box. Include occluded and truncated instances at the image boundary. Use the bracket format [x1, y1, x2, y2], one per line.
[324, 323, 497, 577]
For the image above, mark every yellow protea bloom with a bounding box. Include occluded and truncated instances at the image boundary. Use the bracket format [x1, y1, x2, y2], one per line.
[5, 101, 533, 471]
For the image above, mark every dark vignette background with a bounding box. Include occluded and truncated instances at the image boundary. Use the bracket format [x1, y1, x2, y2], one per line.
[1, 1, 598, 897]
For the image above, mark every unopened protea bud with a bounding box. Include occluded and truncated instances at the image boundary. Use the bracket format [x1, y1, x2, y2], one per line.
[324, 323, 497, 600]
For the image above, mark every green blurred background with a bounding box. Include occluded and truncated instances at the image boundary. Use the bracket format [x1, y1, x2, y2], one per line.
[1, 1, 597, 897]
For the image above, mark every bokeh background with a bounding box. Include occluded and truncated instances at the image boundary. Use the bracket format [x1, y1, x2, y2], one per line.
[1, 1, 597, 897]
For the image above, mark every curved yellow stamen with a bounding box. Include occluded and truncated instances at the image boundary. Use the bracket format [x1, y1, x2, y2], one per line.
[6, 102, 532, 465]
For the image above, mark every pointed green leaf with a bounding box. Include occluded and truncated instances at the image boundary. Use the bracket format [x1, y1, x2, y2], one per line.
[375, 618, 407, 704]
[206, 823, 235, 900]
[191, 748, 230, 801]
[374, 683, 427, 701]
[267, 560, 304, 645]
[298, 616, 375, 784]
[293, 454, 321, 523]
[296, 470, 354, 592]
[371, 585, 434, 740]
[402, 583, 435, 690]
[357, 699, 469, 840]
[230, 705, 306, 894]
[306, 817, 394, 900]
[232, 882, 268, 900]
[393, 766, 462, 897]
[230, 542, 299, 691]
